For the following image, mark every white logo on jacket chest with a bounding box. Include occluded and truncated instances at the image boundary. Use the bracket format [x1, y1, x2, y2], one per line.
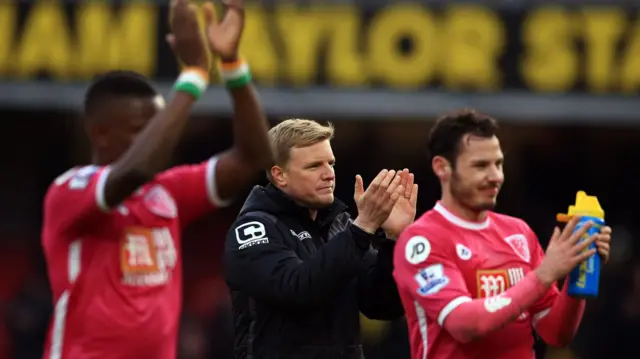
[290, 229, 311, 241]
[235, 222, 269, 250]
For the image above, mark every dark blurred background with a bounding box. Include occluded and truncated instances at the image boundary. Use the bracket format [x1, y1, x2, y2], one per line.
[2, 1, 640, 358]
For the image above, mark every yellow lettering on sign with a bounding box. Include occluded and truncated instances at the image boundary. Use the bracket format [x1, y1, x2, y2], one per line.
[15, 0, 73, 79]
[239, 4, 278, 85]
[0, 3, 16, 74]
[581, 8, 625, 93]
[76, 2, 156, 78]
[368, 4, 437, 89]
[326, 5, 365, 87]
[8, 2, 156, 80]
[620, 20, 640, 93]
[442, 6, 504, 91]
[276, 5, 331, 86]
[521, 7, 577, 92]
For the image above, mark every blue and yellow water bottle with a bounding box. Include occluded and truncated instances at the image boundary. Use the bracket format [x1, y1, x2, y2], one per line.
[556, 191, 605, 299]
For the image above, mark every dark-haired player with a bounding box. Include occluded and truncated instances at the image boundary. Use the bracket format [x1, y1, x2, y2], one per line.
[393, 109, 612, 358]
[41, 1, 271, 358]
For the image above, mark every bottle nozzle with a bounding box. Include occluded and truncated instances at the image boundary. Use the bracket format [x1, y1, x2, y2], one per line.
[557, 191, 605, 223]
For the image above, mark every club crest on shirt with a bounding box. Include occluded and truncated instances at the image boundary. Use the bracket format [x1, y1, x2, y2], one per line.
[144, 185, 177, 219]
[504, 234, 531, 263]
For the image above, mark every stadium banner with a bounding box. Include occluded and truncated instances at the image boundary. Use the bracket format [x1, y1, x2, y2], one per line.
[2, 1, 640, 95]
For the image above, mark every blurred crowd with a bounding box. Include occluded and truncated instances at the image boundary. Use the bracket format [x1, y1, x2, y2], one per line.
[1, 111, 640, 359]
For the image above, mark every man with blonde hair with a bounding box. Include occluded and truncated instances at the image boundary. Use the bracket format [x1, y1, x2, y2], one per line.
[224, 118, 419, 359]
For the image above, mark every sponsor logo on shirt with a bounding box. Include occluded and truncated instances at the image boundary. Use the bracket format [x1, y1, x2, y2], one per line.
[405, 236, 431, 265]
[235, 221, 269, 250]
[484, 294, 512, 313]
[456, 243, 472, 260]
[414, 263, 449, 296]
[477, 268, 528, 319]
[504, 234, 531, 263]
[120, 226, 177, 286]
[477, 269, 510, 297]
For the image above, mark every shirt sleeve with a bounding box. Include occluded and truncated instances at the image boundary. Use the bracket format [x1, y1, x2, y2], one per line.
[156, 156, 233, 226]
[524, 225, 560, 323]
[44, 166, 112, 235]
[393, 226, 473, 327]
[357, 239, 404, 320]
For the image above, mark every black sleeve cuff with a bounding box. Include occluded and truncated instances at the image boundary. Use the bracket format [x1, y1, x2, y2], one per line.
[350, 224, 377, 250]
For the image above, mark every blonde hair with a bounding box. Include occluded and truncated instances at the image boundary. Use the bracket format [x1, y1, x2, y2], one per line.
[267, 119, 334, 180]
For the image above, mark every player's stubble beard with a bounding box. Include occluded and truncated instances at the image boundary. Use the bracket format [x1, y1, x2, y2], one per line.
[450, 170, 498, 213]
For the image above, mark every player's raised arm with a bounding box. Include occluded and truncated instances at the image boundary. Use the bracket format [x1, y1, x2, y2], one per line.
[395, 216, 599, 344]
[44, 0, 211, 235]
[529, 240, 584, 348]
[530, 223, 611, 347]
[100, 0, 209, 209]
[202, 0, 272, 201]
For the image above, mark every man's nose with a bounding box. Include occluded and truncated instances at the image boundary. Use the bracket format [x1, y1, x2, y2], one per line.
[322, 166, 335, 181]
[487, 167, 504, 183]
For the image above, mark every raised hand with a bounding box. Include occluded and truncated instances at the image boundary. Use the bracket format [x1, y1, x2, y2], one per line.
[596, 225, 612, 263]
[381, 169, 418, 239]
[167, 0, 210, 70]
[535, 216, 598, 286]
[202, 0, 244, 61]
[353, 170, 405, 234]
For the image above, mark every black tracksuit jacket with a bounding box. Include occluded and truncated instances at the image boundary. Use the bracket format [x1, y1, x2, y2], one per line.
[224, 184, 404, 359]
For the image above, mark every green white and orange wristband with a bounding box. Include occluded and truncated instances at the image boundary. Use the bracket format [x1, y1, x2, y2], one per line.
[173, 67, 210, 100]
[218, 58, 252, 89]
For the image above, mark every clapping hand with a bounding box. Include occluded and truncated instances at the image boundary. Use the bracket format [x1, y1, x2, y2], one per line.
[536, 216, 599, 286]
[166, 0, 210, 70]
[353, 170, 405, 234]
[381, 169, 418, 239]
[202, 0, 244, 61]
[596, 225, 612, 263]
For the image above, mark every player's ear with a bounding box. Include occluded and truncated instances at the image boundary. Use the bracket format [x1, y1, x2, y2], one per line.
[432, 156, 451, 181]
[270, 165, 287, 187]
